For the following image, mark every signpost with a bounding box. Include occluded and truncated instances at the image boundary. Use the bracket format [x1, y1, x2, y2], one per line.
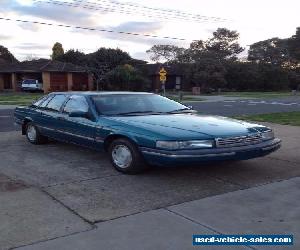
[159, 67, 167, 96]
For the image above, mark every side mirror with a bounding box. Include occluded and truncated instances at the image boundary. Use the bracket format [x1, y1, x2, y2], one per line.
[69, 110, 88, 118]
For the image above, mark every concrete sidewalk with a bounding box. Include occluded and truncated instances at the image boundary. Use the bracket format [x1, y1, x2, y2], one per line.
[18, 177, 300, 250]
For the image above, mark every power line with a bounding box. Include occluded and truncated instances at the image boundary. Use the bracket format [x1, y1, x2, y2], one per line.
[34, 0, 215, 24]
[89, 0, 227, 22]
[34, 0, 216, 23]
[0, 17, 192, 41]
[34, 0, 226, 23]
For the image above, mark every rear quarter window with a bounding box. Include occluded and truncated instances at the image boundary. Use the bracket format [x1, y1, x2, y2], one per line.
[39, 95, 54, 108]
[45, 95, 68, 112]
[31, 95, 48, 107]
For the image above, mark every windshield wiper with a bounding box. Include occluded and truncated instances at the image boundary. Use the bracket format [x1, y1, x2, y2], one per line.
[115, 111, 162, 116]
[166, 108, 196, 114]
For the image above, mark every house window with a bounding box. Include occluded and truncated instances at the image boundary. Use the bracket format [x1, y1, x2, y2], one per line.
[175, 76, 181, 90]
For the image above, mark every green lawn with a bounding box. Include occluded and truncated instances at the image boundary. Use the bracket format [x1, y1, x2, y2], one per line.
[167, 91, 294, 99]
[221, 91, 292, 99]
[0, 93, 43, 105]
[235, 112, 300, 126]
[166, 96, 204, 102]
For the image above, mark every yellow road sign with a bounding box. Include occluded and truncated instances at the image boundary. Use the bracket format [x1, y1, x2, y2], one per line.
[159, 67, 167, 82]
[160, 75, 166, 82]
[159, 67, 167, 75]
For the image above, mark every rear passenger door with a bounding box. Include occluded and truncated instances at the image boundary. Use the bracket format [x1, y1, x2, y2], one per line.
[59, 95, 98, 148]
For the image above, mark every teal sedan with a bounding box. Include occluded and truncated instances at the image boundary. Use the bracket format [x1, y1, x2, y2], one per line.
[14, 92, 281, 174]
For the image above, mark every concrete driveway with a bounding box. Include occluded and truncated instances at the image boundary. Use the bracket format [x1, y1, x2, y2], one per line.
[0, 122, 299, 249]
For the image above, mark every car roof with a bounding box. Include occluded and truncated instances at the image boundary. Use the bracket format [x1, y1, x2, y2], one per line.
[49, 91, 154, 96]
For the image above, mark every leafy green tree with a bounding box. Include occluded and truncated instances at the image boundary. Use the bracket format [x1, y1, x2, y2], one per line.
[0, 45, 18, 63]
[87, 48, 132, 70]
[187, 28, 244, 62]
[51, 42, 64, 60]
[248, 38, 289, 66]
[225, 61, 290, 91]
[185, 59, 227, 90]
[105, 64, 150, 91]
[288, 27, 300, 62]
[55, 47, 144, 90]
[146, 45, 185, 63]
[182, 28, 243, 89]
[55, 49, 87, 66]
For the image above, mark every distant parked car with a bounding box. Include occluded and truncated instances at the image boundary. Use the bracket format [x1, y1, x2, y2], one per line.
[14, 92, 281, 174]
[21, 79, 43, 92]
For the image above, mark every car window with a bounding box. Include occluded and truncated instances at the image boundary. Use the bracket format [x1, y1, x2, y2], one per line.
[31, 95, 48, 107]
[23, 79, 37, 85]
[91, 94, 187, 115]
[63, 95, 89, 113]
[46, 94, 68, 112]
[39, 95, 54, 108]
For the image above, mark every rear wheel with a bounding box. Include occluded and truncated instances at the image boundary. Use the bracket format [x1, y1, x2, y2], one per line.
[25, 122, 48, 144]
[108, 138, 148, 174]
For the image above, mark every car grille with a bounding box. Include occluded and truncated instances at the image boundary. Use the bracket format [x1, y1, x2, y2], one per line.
[215, 133, 263, 148]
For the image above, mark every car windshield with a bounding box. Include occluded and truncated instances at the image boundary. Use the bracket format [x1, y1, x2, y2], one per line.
[91, 94, 189, 116]
[23, 79, 36, 85]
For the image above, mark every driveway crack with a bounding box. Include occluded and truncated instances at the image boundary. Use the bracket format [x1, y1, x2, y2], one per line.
[40, 188, 96, 227]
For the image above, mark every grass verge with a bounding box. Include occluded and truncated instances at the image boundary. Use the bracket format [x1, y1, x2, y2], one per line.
[222, 91, 292, 99]
[0, 93, 43, 106]
[235, 112, 300, 126]
[166, 96, 204, 102]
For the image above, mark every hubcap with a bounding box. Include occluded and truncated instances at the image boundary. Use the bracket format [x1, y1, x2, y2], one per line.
[112, 145, 132, 168]
[27, 124, 37, 141]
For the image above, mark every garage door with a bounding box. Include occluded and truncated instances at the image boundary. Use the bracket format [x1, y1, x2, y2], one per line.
[72, 73, 88, 91]
[50, 73, 68, 91]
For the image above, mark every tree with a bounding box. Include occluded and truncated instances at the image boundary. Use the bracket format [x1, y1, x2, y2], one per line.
[55, 47, 140, 90]
[51, 42, 64, 60]
[105, 64, 150, 91]
[146, 45, 185, 63]
[248, 38, 289, 66]
[187, 28, 244, 62]
[0, 45, 18, 63]
[55, 49, 87, 66]
[87, 47, 132, 69]
[186, 58, 227, 90]
[288, 27, 300, 62]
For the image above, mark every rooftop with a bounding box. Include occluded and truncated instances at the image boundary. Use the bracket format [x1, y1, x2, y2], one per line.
[0, 59, 88, 73]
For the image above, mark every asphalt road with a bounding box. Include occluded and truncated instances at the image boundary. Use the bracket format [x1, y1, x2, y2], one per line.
[0, 109, 16, 132]
[184, 97, 300, 116]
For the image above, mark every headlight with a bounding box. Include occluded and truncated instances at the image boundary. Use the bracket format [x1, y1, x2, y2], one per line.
[261, 130, 274, 140]
[156, 140, 214, 150]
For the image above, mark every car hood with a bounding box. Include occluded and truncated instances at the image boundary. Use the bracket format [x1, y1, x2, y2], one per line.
[107, 113, 265, 138]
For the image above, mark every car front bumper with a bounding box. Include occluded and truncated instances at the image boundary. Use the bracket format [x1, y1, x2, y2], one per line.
[140, 138, 281, 166]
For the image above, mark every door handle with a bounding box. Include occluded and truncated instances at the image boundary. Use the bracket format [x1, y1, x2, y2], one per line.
[57, 116, 66, 121]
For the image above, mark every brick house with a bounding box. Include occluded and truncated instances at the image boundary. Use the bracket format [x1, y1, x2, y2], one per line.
[0, 59, 93, 93]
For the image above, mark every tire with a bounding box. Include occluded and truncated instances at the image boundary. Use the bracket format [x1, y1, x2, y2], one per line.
[25, 122, 48, 144]
[108, 138, 148, 174]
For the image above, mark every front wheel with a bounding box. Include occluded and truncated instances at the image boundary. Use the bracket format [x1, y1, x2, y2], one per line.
[25, 122, 48, 144]
[108, 138, 148, 174]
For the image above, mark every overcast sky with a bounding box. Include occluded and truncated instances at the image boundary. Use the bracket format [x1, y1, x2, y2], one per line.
[0, 0, 299, 61]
